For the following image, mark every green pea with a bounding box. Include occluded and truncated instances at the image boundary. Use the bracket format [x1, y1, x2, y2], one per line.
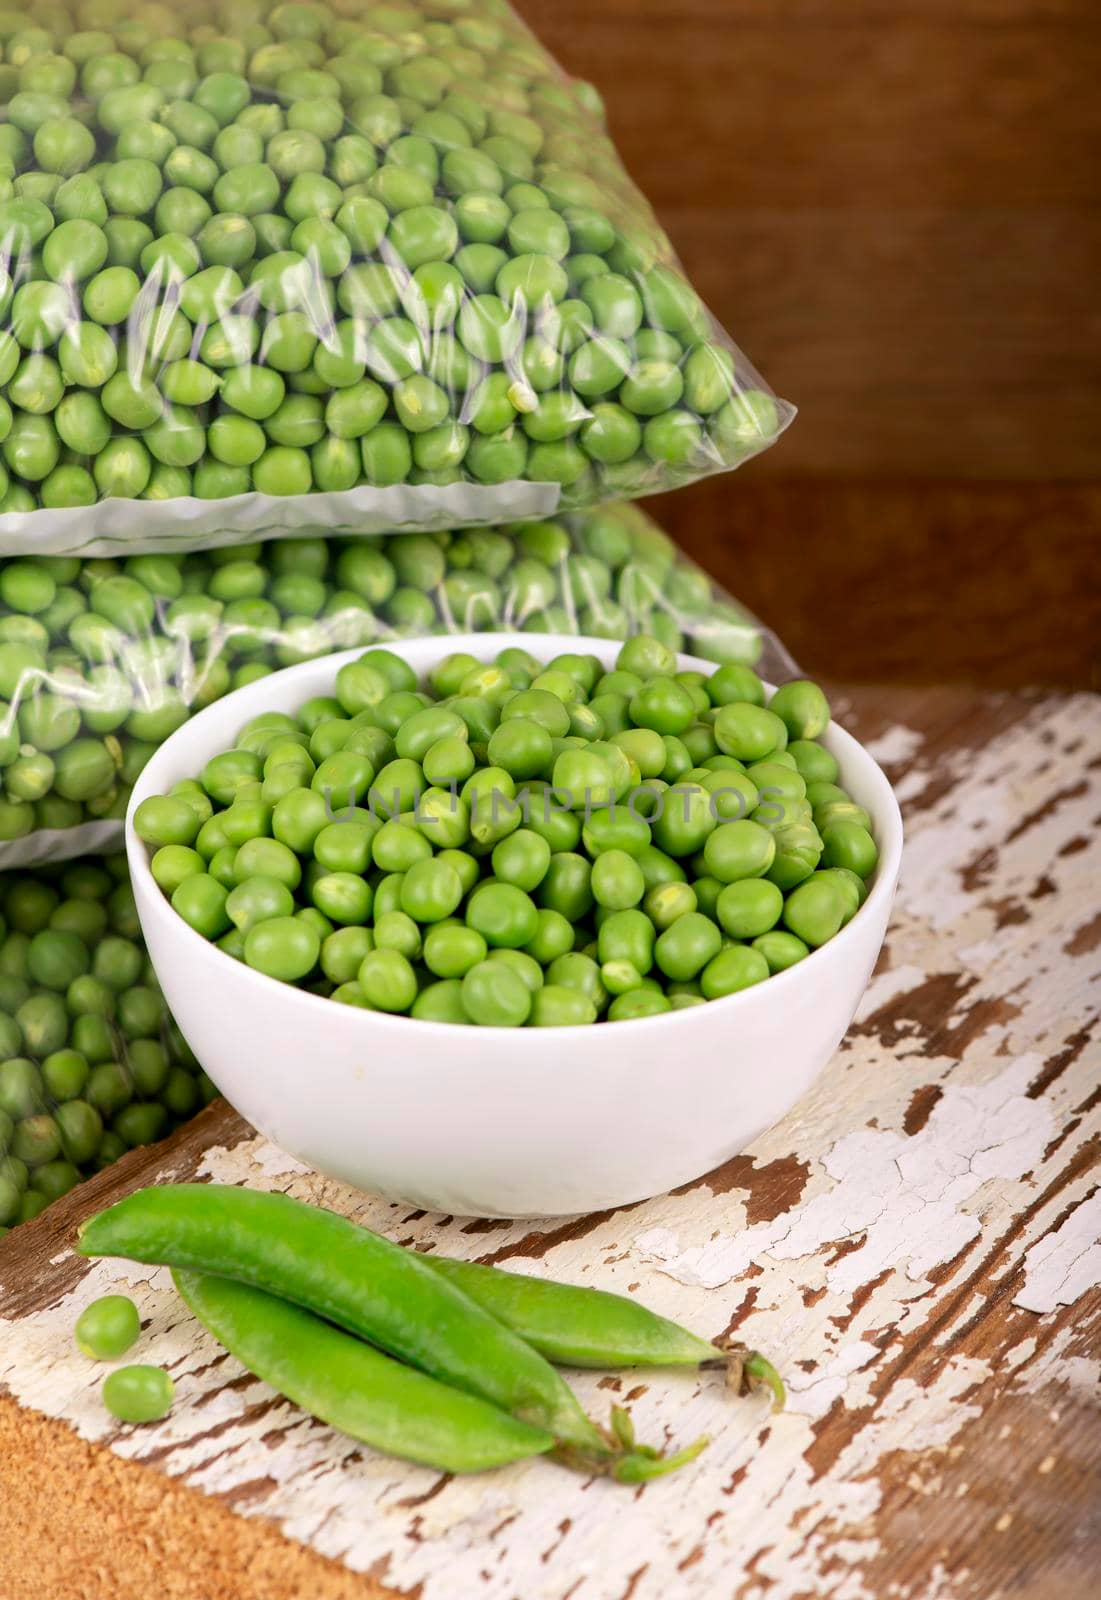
[226, 876, 295, 933]
[466, 882, 538, 950]
[700, 944, 770, 998]
[171, 875, 230, 939]
[654, 912, 722, 981]
[461, 959, 531, 1027]
[372, 819, 432, 874]
[54, 1098, 102, 1166]
[769, 681, 831, 741]
[31, 1157, 81, 1201]
[714, 703, 788, 762]
[649, 781, 716, 857]
[607, 989, 671, 1022]
[814, 800, 873, 834]
[486, 717, 553, 781]
[534, 851, 592, 921]
[244, 916, 320, 982]
[751, 930, 808, 973]
[93, 936, 143, 992]
[595, 909, 654, 974]
[488, 829, 549, 894]
[422, 735, 475, 787]
[371, 911, 421, 962]
[0, 1057, 42, 1120]
[787, 740, 839, 786]
[202, 749, 262, 806]
[716, 879, 784, 939]
[234, 837, 302, 891]
[703, 819, 777, 883]
[27, 929, 89, 991]
[393, 860, 458, 926]
[422, 840, 478, 898]
[116, 986, 164, 1041]
[643, 881, 697, 931]
[150, 845, 204, 896]
[527, 984, 595, 1026]
[590, 849, 645, 910]
[358, 947, 417, 1013]
[102, 1364, 174, 1424]
[820, 820, 878, 879]
[312, 819, 378, 876]
[600, 959, 645, 997]
[423, 923, 486, 980]
[782, 876, 847, 948]
[319, 927, 374, 987]
[12, 1111, 62, 1167]
[133, 795, 201, 848]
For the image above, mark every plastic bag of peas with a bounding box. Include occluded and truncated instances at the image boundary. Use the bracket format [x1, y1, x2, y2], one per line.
[0, 0, 792, 555]
[0, 851, 217, 1237]
[0, 503, 795, 867]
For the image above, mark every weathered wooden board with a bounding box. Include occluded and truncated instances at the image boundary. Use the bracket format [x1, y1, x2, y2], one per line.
[2, 685, 1099, 1600]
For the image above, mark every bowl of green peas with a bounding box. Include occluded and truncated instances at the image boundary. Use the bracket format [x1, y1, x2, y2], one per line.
[125, 633, 902, 1217]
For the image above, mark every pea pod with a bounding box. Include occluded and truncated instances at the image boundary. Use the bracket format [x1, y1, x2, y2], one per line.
[421, 1255, 786, 1408]
[173, 1270, 554, 1475]
[423, 1254, 716, 1367]
[80, 1185, 610, 1456]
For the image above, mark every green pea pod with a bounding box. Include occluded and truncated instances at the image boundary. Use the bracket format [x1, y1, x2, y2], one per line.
[173, 1269, 554, 1474]
[423, 1253, 717, 1367]
[421, 1254, 786, 1409]
[80, 1185, 607, 1456]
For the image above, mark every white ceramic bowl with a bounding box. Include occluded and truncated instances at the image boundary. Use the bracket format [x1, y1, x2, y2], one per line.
[127, 634, 902, 1218]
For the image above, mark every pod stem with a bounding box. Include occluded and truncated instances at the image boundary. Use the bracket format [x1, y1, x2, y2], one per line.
[611, 1434, 710, 1484]
[553, 1405, 709, 1482]
[707, 1342, 786, 1411]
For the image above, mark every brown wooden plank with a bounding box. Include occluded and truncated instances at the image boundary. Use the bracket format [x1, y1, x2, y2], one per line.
[514, 4, 1101, 210]
[820, 1297, 1101, 1600]
[653, 209, 1101, 480]
[519, 1, 1096, 25]
[645, 480, 1101, 690]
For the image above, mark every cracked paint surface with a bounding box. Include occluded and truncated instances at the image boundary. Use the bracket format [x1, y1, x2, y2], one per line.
[2, 692, 1100, 1600]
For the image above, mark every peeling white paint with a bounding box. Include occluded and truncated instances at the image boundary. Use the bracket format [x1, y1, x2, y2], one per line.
[783, 1341, 880, 1418]
[861, 725, 925, 769]
[1011, 1326, 1101, 1404]
[636, 1059, 1053, 1299]
[1015, 1189, 1101, 1313]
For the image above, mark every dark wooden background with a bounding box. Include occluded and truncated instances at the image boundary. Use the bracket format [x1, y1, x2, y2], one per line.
[513, 0, 1101, 688]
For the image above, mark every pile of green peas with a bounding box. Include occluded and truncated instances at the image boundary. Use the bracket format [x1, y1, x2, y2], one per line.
[0, 0, 784, 523]
[135, 633, 879, 1027]
[0, 850, 216, 1235]
[0, 503, 766, 848]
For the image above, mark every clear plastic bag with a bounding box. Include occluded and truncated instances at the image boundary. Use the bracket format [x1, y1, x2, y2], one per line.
[0, 502, 796, 866]
[0, 850, 216, 1235]
[0, 0, 792, 556]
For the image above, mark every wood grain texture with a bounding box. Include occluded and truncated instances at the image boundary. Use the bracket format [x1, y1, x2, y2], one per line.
[2, 684, 1099, 1600]
[649, 479, 1101, 690]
